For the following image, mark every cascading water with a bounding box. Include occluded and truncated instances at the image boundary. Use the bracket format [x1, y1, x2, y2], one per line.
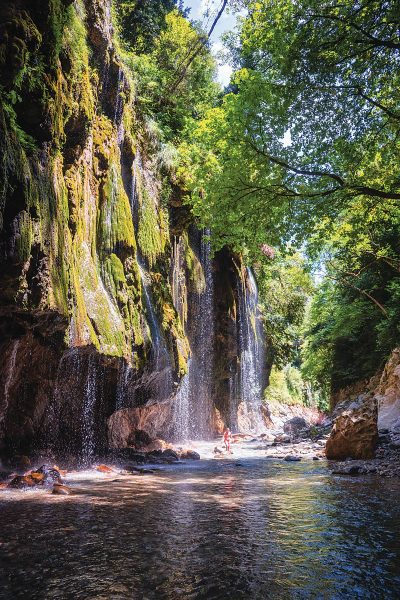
[1, 339, 20, 431]
[129, 149, 142, 234]
[114, 68, 125, 144]
[138, 259, 174, 401]
[116, 360, 131, 410]
[173, 358, 191, 441]
[171, 235, 187, 330]
[236, 268, 266, 433]
[173, 229, 215, 441]
[82, 354, 97, 464]
[228, 366, 240, 431]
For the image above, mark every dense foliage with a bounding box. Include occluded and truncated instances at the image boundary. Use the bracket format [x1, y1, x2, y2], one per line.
[114, 4, 219, 141]
[114, 1, 186, 54]
[179, 0, 400, 403]
[112, 0, 400, 406]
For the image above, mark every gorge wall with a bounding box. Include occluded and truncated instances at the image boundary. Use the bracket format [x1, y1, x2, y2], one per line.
[0, 0, 267, 460]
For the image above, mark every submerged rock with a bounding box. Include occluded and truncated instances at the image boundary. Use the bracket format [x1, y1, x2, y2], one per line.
[274, 434, 291, 444]
[326, 395, 378, 460]
[331, 465, 361, 476]
[284, 455, 301, 462]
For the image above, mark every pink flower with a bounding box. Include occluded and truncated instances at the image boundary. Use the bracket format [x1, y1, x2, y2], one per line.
[260, 244, 275, 259]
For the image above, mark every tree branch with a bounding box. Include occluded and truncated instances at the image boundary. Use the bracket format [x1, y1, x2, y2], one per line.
[304, 12, 400, 50]
[169, 0, 228, 93]
[247, 139, 400, 200]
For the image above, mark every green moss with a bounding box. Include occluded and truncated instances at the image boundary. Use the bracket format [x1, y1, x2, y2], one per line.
[77, 241, 128, 357]
[15, 211, 32, 262]
[183, 232, 205, 293]
[149, 269, 189, 374]
[98, 162, 136, 257]
[137, 189, 168, 266]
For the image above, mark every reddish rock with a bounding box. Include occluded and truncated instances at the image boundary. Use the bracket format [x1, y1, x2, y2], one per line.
[8, 475, 38, 489]
[326, 395, 378, 460]
[107, 405, 172, 449]
[211, 408, 225, 435]
[52, 483, 72, 495]
[96, 464, 114, 473]
[30, 472, 45, 483]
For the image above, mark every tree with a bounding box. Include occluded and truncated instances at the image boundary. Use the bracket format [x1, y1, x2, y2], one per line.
[181, 0, 400, 257]
[115, 0, 186, 54]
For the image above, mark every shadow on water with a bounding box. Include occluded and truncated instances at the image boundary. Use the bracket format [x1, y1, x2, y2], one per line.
[1, 459, 400, 599]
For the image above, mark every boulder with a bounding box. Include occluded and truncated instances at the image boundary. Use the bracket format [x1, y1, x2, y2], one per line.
[147, 448, 179, 463]
[161, 449, 180, 461]
[34, 465, 62, 484]
[52, 483, 72, 495]
[107, 405, 171, 449]
[325, 394, 378, 460]
[283, 417, 308, 436]
[179, 450, 200, 460]
[274, 434, 291, 444]
[8, 475, 37, 489]
[127, 429, 153, 449]
[284, 455, 301, 462]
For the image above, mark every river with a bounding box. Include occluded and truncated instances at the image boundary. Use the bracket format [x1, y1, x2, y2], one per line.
[1, 446, 400, 599]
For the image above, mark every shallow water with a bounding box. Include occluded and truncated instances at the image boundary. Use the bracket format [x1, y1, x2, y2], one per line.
[1, 451, 400, 599]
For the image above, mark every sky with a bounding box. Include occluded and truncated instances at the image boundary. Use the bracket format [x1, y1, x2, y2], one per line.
[184, 0, 238, 87]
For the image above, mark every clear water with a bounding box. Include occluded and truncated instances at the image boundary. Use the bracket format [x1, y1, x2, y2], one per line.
[1, 456, 400, 599]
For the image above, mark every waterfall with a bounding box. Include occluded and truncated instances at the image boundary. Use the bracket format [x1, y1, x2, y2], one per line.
[174, 358, 191, 441]
[236, 268, 265, 433]
[173, 229, 215, 441]
[82, 354, 97, 464]
[195, 230, 215, 435]
[1, 339, 20, 430]
[116, 360, 131, 410]
[138, 259, 174, 402]
[171, 235, 187, 329]
[114, 68, 125, 144]
[138, 261, 169, 372]
[228, 366, 240, 431]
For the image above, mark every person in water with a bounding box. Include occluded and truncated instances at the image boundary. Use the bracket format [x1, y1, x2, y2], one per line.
[223, 428, 232, 453]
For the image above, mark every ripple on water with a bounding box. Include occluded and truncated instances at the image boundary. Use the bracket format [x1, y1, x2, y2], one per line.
[0, 458, 400, 599]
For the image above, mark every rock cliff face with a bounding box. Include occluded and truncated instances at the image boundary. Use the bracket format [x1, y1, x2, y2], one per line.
[326, 394, 378, 460]
[375, 348, 400, 433]
[326, 347, 400, 459]
[0, 0, 265, 459]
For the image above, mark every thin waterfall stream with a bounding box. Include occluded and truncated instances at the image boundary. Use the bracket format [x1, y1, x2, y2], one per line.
[1, 340, 20, 432]
[82, 354, 97, 465]
[236, 268, 266, 433]
[173, 229, 215, 441]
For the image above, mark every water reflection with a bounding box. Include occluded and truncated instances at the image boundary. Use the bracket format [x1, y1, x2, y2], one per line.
[1, 459, 400, 599]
